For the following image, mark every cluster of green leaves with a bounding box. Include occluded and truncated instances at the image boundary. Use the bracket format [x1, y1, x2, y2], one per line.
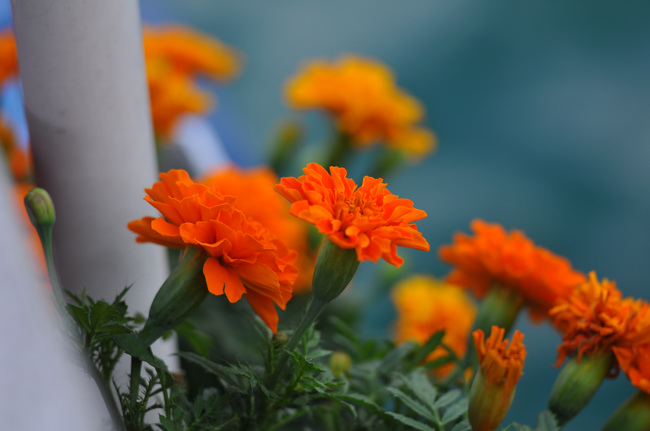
[64, 289, 561, 431]
[151, 312, 470, 431]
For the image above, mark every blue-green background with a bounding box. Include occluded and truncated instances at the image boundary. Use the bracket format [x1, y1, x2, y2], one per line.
[5, 1, 650, 429]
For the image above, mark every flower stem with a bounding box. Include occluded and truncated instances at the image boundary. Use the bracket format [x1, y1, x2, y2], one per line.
[323, 131, 351, 168]
[267, 295, 329, 389]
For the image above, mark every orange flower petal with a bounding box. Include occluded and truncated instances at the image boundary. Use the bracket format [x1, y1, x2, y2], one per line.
[440, 219, 586, 320]
[203, 257, 246, 303]
[276, 163, 429, 267]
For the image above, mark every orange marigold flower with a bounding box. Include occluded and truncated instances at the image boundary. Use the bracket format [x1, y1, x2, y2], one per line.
[274, 163, 430, 267]
[612, 344, 650, 394]
[392, 275, 476, 376]
[128, 169, 297, 332]
[201, 165, 314, 292]
[142, 25, 241, 140]
[550, 271, 650, 367]
[143, 25, 240, 81]
[285, 56, 436, 158]
[469, 326, 526, 431]
[439, 219, 586, 321]
[0, 29, 18, 87]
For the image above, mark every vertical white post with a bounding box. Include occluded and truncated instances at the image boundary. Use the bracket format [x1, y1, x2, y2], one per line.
[10, 0, 177, 370]
[0, 165, 110, 429]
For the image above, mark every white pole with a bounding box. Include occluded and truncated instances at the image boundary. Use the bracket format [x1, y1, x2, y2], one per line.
[10, 0, 177, 371]
[0, 165, 110, 429]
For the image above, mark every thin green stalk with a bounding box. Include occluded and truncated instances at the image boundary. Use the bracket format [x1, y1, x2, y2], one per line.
[36, 208, 125, 430]
[130, 356, 143, 408]
[267, 295, 329, 389]
[323, 131, 351, 168]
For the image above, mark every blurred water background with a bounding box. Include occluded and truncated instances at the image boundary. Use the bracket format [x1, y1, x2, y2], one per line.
[4, 1, 650, 429]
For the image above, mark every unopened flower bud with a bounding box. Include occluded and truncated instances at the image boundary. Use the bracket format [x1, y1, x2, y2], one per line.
[272, 331, 288, 347]
[312, 237, 360, 303]
[469, 327, 526, 431]
[548, 351, 613, 426]
[24, 187, 55, 230]
[329, 351, 352, 377]
[602, 390, 650, 431]
[140, 247, 209, 345]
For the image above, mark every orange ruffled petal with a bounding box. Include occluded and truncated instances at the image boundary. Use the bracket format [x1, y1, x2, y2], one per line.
[201, 165, 314, 293]
[473, 326, 527, 390]
[275, 163, 429, 267]
[439, 219, 586, 321]
[128, 169, 297, 332]
[550, 271, 650, 367]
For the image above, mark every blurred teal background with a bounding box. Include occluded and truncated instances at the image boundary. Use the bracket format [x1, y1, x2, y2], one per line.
[5, 0, 650, 429]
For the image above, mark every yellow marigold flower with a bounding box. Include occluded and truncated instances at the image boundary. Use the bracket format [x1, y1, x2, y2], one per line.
[392, 275, 476, 376]
[143, 25, 241, 140]
[551, 271, 650, 367]
[285, 56, 436, 158]
[439, 219, 586, 322]
[0, 29, 18, 87]
[201, 165, 314, 293]
[469, 326, 526, 431]
[275, 162, 430, 267]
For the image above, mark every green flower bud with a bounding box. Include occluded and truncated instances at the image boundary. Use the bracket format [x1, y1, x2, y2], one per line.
[24, 187, 55, 230]
[329, 351, 352, 377]
[602, 390, 650, 431]
[272, 331, 288, 347]
[312, 237, 360, 303]
[548, 351, 613, 426]
[140, 247, 209, 346]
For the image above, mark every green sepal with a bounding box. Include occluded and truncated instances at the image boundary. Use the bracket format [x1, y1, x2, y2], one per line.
[140, 247, 209, 346]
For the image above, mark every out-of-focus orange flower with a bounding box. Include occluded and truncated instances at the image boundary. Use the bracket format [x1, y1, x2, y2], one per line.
[613, 344, 650, 394]
[274, 163, 429, 267]
[392, 275, 476, 376]
[469, 326, 526, 431]
[201, 165, 314, 292]
[128, 169, 297, 332]
[439, 219, 586, 321]
[0, 117, 31, 181]
[0, 29, 18, 87]
[143, 25, 241, 140]
[146, 68, 213, 139]
[143, 25, 240, 81]
[551, 271, 650, 368]
[285, 56, 436, 158]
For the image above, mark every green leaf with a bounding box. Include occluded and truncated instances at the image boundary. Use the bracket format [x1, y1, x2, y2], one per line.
[432, 389, 461, 409]
[378, 341, 418, 375]
[177, 352, 241, 388]
[112, 333, 167, 370]
[174, 320, 214, 357]
[449, 420, 472, 431]
[66, 304, 91, 332]
[385, 387, 437, 423]
[441, 398, 468, 424]
[385, 412, 437, 431]
[158, 415, 176, 431]
[288, 350, 326, 374]
[535, 410, 560, 431]
[511, 423, 534, 431]
[408, 330, 445, 367]
[402, 369, 437, 408]
[89, 300, 114, 332]
[336, 393, 383, 414]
